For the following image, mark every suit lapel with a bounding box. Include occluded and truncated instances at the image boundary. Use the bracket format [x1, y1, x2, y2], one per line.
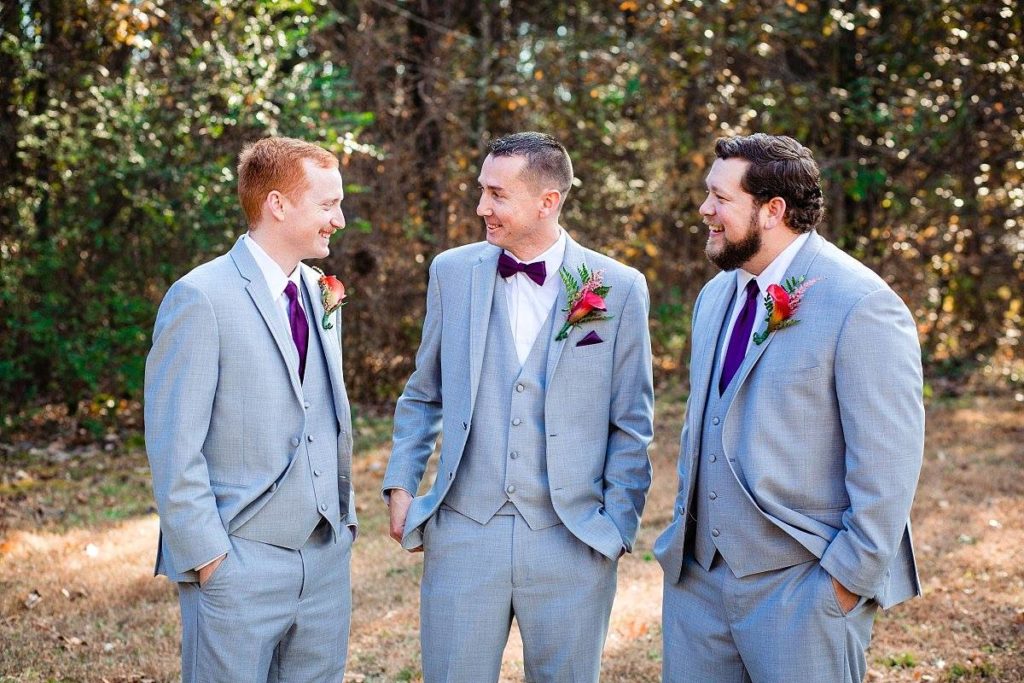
[230, 237, 303, 403]
[545, 236, 586, 382]
[301, 265, 348, 418]
[469, 247, 501, 410]
[686, 274, 735, 441]
[729, 231, 825, 393]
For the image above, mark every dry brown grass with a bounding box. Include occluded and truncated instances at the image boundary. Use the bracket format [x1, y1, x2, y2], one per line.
[1, 396, 1022, 682]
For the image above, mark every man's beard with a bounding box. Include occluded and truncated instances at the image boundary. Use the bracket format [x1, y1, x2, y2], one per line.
[706, 212, 762, 271]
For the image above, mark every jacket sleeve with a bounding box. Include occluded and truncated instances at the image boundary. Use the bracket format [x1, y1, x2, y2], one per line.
[144, 280, 232, 576]
[382, 257, 445, 497]
[602, 272, 655, 552]
[819, 287, 925, 597]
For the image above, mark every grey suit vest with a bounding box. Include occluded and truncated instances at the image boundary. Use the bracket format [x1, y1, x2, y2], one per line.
[444, 275, 560, 530]
[691, 297, 814, 575]
[233, 284, 343, 548]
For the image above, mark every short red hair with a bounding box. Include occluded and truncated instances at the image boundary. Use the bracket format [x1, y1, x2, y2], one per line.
[237, 137, 339, 226]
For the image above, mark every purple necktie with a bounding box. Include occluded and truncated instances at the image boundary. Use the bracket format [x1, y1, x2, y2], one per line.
[497, 252, 547, 286]
[284, 281, 309, 381]
[719, 279, 760, 395]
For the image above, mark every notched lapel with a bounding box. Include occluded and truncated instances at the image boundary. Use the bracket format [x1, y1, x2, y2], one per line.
[469, 249, 500, 409]
[302, 266, 348, 418]
[231, 239, 304, 403]
[687, 277, 736, 432]
[730, 231, 826, 394]
[545, 238, 586, 382]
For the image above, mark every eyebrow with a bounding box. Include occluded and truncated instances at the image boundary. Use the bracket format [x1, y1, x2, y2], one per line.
[705, 181, 730, 196]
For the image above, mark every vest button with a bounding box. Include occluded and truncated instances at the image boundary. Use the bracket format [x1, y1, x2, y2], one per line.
[307, 434, 314, 443]
[506, 485, 516, 494]
[712, 528, 720, 537]
[712, 417, 721, 425]
[320, 503, 328, 512]
[709, 491, 717, 500]
[512, 418, 522, 426]
[710, 454, 717, 463]
[516, 383, 525, 392]
[304, 402, 311, 410]
[510, 451, 519, 460]
[290, 437, 300, 447]
[313, 469, 322, 477]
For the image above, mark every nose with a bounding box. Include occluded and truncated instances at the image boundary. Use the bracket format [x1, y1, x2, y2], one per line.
[476, 195, 490, 217]
[699, 194, 713, 217]
[333, 207, 346, 229]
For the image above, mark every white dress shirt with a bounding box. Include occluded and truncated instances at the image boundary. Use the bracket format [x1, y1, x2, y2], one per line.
[243, 233, 305, 324]
[502, 230, 567, 365]
[718, 232, 810, 371]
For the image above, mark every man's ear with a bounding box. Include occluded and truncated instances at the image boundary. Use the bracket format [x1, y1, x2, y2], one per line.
[762, 196, 787, 230]
[266, 190, 287, 221]
[538, 188, 562, 219]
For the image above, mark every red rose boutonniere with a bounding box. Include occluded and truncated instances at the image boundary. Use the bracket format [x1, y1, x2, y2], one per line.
[555, 264, 612, 341]
[752, 276, 820, 345]
[313, 266, 346, 330]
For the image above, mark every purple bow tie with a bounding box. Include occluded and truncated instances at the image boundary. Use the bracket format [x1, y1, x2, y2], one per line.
[497, 252, 546, 286]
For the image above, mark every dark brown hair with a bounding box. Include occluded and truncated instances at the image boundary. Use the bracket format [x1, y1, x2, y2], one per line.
[715, 133, 824, 233]
[489, 132, 574, 202]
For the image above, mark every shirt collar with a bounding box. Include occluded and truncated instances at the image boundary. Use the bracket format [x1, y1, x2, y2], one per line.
[735, 231, 811, 297]
[243, 233, 302, 300]
[503, 229, 567, 287]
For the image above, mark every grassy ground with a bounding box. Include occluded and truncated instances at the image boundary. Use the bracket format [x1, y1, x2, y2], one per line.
[1, 395, 1022, 682]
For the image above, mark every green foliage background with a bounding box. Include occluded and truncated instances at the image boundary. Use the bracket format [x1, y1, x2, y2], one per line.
[1, 0, 1022, 421]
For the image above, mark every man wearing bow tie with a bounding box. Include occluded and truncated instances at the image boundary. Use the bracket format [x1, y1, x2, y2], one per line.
[383, 132, 654, 682]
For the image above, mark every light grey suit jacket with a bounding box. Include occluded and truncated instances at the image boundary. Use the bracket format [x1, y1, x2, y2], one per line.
[654, 231, 924, 609]
[383, 235, 654, 560]
[145, 237, 357, 583]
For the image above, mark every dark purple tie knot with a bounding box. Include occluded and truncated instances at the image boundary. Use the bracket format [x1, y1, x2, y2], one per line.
[497, 252, 547, 286]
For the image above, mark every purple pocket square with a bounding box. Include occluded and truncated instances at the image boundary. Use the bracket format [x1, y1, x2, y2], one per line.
[576, 330, 603, 347]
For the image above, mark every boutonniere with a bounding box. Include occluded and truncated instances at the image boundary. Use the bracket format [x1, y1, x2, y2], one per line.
[555, 265, 612, 341]
[753, 276, 819, 345]
[313, 266, 346, 330]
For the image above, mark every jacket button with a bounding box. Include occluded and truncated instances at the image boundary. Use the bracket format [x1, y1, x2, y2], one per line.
[712, 528, 720, 537]
[506, 485, 516, 494]
[516, 384, 525, 392]
[712, 417, 721, 425]
[307, 434, 314, 443]
[709, 491, 717, 500]
[510, 451, 519, 460]
[290, 437, 300, 447]
[511, 418, 522, 426]
[271, 483, 278, 492]
[313, 469, 322, 477]
[710, 454, 717, 463]
[320, 503, 328, 512]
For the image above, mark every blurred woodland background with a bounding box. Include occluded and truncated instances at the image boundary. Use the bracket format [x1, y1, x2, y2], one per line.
[1, 0, 1022, 429]
[2, 3, 1024, 681]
